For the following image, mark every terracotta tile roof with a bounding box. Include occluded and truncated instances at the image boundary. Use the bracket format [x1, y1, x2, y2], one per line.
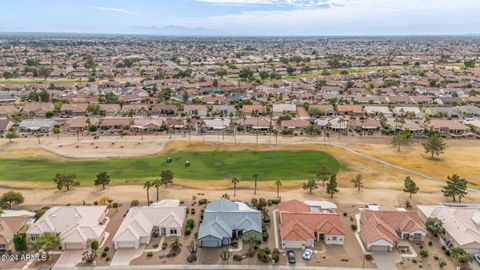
[279, 199, 310, 213]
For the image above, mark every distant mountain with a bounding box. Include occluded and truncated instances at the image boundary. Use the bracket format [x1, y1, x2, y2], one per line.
[129, 25, 222, 36]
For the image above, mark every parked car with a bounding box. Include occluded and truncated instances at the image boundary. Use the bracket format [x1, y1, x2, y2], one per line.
[303, 248, 314, 260]
[474, 254, 480, 264]
[287, 250, 296, 264]
[445, 240, 453, 249]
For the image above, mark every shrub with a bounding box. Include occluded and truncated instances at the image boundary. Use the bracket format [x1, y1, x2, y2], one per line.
[233, 254, 243, 261]
[180, 200, 185, 205]
[104, 246, 110, 252]
[186, 254, 197, 263]
[105, 256, 110, 262]
[351, 224, 358, 231]
[433, 255, 439, 260]
[257, 247, 271, 262]
[444, 249, 450, 256]
[131, 200, 140, 207]
[272, 248, 280, 263]
[112, 202, 118, 208]
[412, 258, 417, 264]
[419, 249, 429, 258]
[441, 245, 446, 251]
[186, 208, 190, 215]
[262, 231, 269, 241]
[198, 199, 208, 205]
[162, 242, 168, 250]
[263, 214, 271, 223]
[185, 227, 192, 235]
[147, 252, 153, 257]
[101, 252, 108, 258]
[365, 254, 373, 260]
[91, 240, 99, 251]
[270, 199, 281, 204]
[191, 208, 196, 215]
[343, 212, 347, 217]
[35, 208, 47, 219]
[93, 201, 99, 206]
[438, 259, 447, 268]
[428, 240, 432, 246]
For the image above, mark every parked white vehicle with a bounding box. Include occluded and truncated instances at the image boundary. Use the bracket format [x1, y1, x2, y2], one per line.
[302, 249, 314, 260]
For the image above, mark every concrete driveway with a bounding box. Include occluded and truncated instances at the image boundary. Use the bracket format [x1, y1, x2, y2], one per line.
[54, 250, 85, 268]
[371, 251, 401, 270]
[110, 245, 145, 266]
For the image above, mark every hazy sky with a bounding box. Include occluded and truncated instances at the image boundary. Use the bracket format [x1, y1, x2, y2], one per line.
[1, 0, 480, 35]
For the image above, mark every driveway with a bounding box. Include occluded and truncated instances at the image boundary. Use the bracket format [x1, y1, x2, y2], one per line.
[110, 245, 145, 266]
[54, 250, 85, 268]
[371, 251, 402, 270]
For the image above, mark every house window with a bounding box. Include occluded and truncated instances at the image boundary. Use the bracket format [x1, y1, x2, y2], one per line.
[0, 244, 6, 251]
[30, 235, 38, 241]
[332, 236, 337, 241]
[170, 229, 177, 235]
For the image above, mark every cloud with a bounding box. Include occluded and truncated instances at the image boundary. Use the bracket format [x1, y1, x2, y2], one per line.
[92, 6, 138, 15]
[196, 0, 332, 6]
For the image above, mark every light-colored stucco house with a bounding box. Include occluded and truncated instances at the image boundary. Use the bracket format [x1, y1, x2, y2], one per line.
[418, 204, 480, 254]
[0, 210, 35, 251]
[279, 200, 344, 249]
[197, 199, 262, 248]
[113, 200, 186, 249]
[26, 206, 108, 250]
[359, 205, 426, 252]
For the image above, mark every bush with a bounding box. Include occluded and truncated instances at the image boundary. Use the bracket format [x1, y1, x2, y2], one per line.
[162, 242, 168, 250]
[272, 248, 280, 263]
[428, 240, 432, 246]
[262, 231, 269, 241]
[263, 214, 271, 223]
[419, 249, 429, 258]
[351, 224, 358, 231]
[444, 249, 450, 256]
[35, 208, 47, 219]
[191, 208, 196, 215]
[91, 240, 99, 251]
[147, 252, 153, 257]
[412, 258, 417, 264]
[105, 256, 110, 262]
[185, 227, 192, 235]
[433, 255, 439, 260]
[101, 251, 108, 258]
[257, 247, 271, 262]
[185, 218, 195, 235]
[93, 201, 98, 205]
[438, 259, 447, 268]
[112, 202, 118, 208]
[233, 254, 243, 261]
[441, 245, 446, 251]
[131, 200, 140, 207]
[270, 199, 281, 204]
[343, 212, 347, 217]
[186, 254, 197, 263]
[365, 254, 373, 260]
[198, 199, 208, 205]
[180, 200, 185, 205]
[104, 246, 110, 252]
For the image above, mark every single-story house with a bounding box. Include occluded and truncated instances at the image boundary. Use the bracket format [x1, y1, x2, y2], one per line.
[202, 119, 231, 132]
[60, 103, 88, 117]
[244, 117, 271, 133]
[273, 104, 297, 116]
[336, 105, 364, 117]
[428, 119, 471, 135]
[22, 102, 54, 117]
[27, 206, 108, 250]
[0, 210, 35, 251]
[113, 200, 186, 249]
[359, 206, 426, 252]
[279, 200, 344, 249]
[198, 199, 262, 248]
[184, 105, 208, 117]
[19, 119, 56, 133]
[0, 118, 13, 135]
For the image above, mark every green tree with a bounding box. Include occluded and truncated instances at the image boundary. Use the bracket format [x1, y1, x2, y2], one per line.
[94, 171, 111, 189]
[351, 174, 363, 192]
[160, 170, 174, 188]
[231, 177, 240, 197]
[243, 231, 259, 251]
[422, 135, 446, 160]
[13, 232, 28, 252]
[326, 174, 339, 198]
[144, 180, 152, 205]
[53, 127, 60, 139]
[316, 166, 331, 187]
[442, 174, 468, 203]
[425, 217, 443, 236]
[32, 232, 61, 258]
[6, 130, 16, 143]
[391, 130, 411, 152]
[0, 191, 24, 209]
[170, 239, 182, 253]
[252, 172, 260, 195]
[303, 179, 318, 195]
[450, 247, 473, 265]
[403, 176, 419, 198]
[52, 173, 79, 191]
[153, 177, 162, 202]
[239, 67, 254, 81]
[275, 179, 282, 200]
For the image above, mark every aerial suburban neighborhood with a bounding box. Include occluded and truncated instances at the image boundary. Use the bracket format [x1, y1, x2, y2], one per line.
[1, 1, 480, 270]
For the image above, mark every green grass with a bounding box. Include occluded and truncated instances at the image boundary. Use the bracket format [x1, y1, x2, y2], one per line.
[0, 150, 339, 184]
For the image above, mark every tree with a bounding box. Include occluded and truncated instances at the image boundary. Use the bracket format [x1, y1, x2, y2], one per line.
[316, 166, 331, 187]
[187, 240, 198, 255]
[144, 180, 152, 205]
[326, 174, 339, 198]
[219, 248, 232, 263]
[53, 127, 60, 139]
[32, 232, 61, 259]
[0, 191, 24, 209]
[391, 130, 411, 152]
[231, 177, 240, 197]
[38, 67, 53, 80]
[422, 135, 446, 160]
[243, 231, 259, 251]
[351, 174, 363, 192]
[13, 232, 28, 252]
[442, 174, 468, 203]
[52, 173, 79, 191]
[275, 179, 282, 199]
[252, 172, 260, 195]
[403, 176, 419, 198]
[303, 179, 318, 195]
[94, 171, 111, 190]
[160, 170, 174, 188]
[170, 239, 182, 253]
[6, 130, 16, 143]
[239, 67, 254, 81]
[425, 217, 443, 236]
[450, 247, 473, 265]
[153, 177, 162, 202]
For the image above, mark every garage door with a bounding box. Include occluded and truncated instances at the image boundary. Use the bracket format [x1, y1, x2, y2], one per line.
[64, 243, 84, 250]
[201, 240, 221, 247]
[370, 245, 390, 252]
[282, 241, 304, 249]
[116, 241, 136, 249]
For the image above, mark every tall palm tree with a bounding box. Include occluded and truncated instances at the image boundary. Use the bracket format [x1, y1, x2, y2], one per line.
[272, 129, 279, 145]
[252, 172, 260, 195]
[143, 180, 152, 205]
[338, 117, 345, 139]
[153, 177, 162, 202]
[231, 177, 240, 197]
[186, 118, 192, 145]
[252, 110, 260, 144]
[275, 179, 282, 199]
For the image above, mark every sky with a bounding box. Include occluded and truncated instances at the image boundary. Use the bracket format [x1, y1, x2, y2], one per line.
[1, 0, 480, 36]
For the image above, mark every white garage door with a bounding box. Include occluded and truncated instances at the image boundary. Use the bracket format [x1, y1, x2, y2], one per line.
[64, 243, 84, 250]
[116, 241, 136, 249]
[282, 241, 304, 249]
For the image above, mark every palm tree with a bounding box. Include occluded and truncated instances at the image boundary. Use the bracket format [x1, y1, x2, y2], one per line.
[153, 177, 162, 202]
[186, 118, 192, 144]
[231, 177, 240, 197]
[252, 110, 260, 144]
[170, 239, 182, 253]
[275, 179, 282, 199]
[143, 180, 152, 205]
[219, 248, 232, 263]
[243, 231, 259, 252]
[272, 129, 279, 145]
[252, 172, 260, 195]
